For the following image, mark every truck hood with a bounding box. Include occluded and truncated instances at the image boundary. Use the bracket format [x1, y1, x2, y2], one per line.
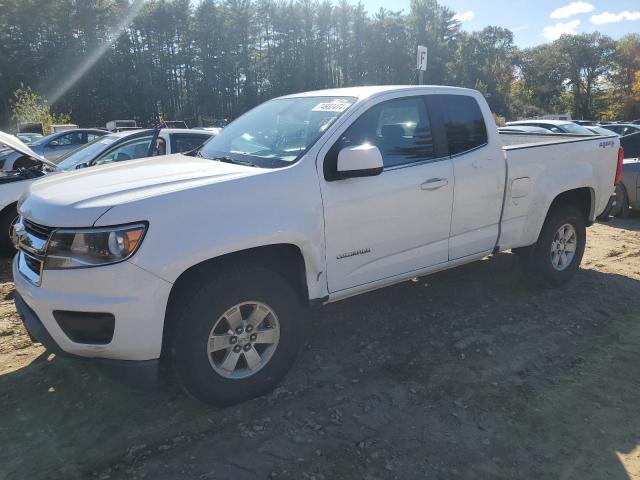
[19, 154, 260, 227]
[0, 130, 58, 169]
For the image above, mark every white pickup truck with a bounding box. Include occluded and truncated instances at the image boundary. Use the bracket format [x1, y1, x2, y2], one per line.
[12, 86, 622, 405]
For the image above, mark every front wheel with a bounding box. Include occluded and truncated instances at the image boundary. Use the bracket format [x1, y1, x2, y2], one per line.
[169, 265, 304, 406]
[521, 205, 586, 286]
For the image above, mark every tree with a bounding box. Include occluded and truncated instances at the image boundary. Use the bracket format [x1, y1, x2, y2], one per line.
[555, 32, 615, 119]
[452, 27, 517, 116]
[408, 0, 460, 85]
[519, 43, 567, 115]
[1, 0, 639, 128]
[610, 34, 640, 119]
[10, 85, 70, 134]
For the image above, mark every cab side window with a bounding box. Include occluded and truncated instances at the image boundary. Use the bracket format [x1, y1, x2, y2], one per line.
[327, 96, 436, 177]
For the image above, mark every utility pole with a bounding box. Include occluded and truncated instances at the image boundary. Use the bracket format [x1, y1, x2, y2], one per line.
[417, 45, 427, 85]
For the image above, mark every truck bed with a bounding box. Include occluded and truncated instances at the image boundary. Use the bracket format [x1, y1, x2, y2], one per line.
[500, 132, 617, 149]
[497, 131, 620, 252]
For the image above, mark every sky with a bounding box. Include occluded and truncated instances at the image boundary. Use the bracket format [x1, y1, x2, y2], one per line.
[357, 0, 640, 47]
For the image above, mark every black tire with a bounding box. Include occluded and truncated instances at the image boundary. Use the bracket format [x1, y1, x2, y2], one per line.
[169, 264, 304, 406]
[612, 184, 631, 218]
[0, 206, 18, 257]
[521, 204, 586, 286]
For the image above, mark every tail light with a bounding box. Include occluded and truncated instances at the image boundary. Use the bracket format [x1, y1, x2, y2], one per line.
[615, 147, 624, 185]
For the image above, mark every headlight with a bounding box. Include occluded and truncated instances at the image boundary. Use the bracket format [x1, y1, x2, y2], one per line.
[44, 223, 147, 269]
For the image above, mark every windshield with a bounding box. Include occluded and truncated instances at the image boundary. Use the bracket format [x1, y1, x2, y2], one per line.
[55, 135, 119, 169]
[198, 96, 356, 167]
[561, 123, 594, 135]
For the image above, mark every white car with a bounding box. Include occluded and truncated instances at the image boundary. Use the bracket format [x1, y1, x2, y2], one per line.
[12, 86, 621, 405]
[506, 120, 596, 135]
[0, 129, 214, 254]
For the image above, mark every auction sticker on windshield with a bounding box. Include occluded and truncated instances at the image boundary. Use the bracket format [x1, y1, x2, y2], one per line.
[312, 102, 352, 113]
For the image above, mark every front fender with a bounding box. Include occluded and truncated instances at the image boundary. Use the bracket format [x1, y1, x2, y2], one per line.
[94, 162, 328, 301]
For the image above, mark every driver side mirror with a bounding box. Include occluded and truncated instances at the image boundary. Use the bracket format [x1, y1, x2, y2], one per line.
[48, 140, 59, 147]
[75, 162, 89, 170]
[336, 144, 383, 179]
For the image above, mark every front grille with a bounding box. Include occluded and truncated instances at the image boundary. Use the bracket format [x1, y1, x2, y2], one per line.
[23, 253, 42, 274]
[15, 217, 55, 286]
[23, 219, 54, 240]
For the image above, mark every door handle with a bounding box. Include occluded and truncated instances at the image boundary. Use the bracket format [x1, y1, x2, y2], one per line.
[420, 178, 449, 190]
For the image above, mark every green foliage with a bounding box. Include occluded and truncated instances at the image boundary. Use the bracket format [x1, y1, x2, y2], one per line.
[0, 0, 638, 127]
[10, 85, 70, 134]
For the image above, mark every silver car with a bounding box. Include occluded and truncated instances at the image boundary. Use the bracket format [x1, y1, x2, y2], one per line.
[613, 132, 640, 216]
[0, 128, 108, 169]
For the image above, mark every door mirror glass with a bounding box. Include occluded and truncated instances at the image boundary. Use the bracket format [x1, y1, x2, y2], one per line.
[336, 144, 383, 179]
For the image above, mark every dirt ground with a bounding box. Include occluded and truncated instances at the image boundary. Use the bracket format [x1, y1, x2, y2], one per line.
[1, 216, 640, 480]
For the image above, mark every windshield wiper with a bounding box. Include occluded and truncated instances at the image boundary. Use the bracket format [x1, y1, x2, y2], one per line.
[211, 155, 258, 168]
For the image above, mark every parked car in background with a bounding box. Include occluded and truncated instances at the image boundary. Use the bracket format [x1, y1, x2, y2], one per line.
[585, 125, 617, 136]
[10, 85, 621, 406]
[612, 131, 640, 216]
[50, 124, 79, 133]
[0, 128, 108, 168]
[0, 128, 215, 254]
[600, 124, 640, 137]
[506, 120, 596, 135]
[0, 133, 54, 255]
[53, 128, 214, 170]
[498, 126, 552, 134]
[193, 126, 223, 135]
[106, 120, 137, 132]
[161, 120, 188, 129]
[573, 120, 598, 126]
[15, 133, 43, 144]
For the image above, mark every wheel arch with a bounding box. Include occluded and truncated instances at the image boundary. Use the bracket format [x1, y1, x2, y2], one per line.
[547, 187, 594, 224]
[161, 243, 311, 357]
[518, 186, 594, 250]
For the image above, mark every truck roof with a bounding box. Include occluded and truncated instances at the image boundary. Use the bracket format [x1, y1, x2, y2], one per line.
[280, 85, 479, 100]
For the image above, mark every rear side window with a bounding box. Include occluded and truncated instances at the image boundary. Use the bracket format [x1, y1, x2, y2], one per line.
[437, 95, 488, 155]
[171, 134, 211, 153]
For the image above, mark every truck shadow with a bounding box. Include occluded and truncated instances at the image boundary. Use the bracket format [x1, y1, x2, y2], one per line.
[605, 211, 640, 232]
[1, 254, 640, 479]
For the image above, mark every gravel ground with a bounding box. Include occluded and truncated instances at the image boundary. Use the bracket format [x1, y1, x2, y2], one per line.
[1, 216, 640, 480]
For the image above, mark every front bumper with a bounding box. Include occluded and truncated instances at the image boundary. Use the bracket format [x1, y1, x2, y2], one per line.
[13, 254, 173, 362]
[14, 292, 160, 388]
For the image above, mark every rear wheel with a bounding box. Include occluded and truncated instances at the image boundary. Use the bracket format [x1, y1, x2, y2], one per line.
[520, 205, 586, 286]
[169, 264, 304, 406]
[0, 207, 18, 257]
